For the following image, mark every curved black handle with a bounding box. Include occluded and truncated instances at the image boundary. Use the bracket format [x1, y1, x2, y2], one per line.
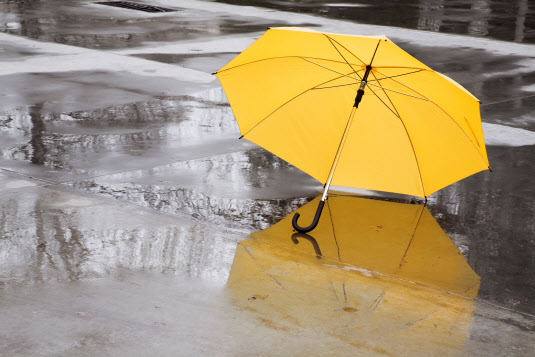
[292, 200, 325, 233]
[291, 232, 322, 258]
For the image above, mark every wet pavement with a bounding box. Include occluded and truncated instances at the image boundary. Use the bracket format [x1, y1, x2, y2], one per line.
[0, 0, 534, 355]
[217, 0, 535, 44]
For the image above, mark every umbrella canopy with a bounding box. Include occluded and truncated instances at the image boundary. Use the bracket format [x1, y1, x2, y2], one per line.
[215, 27, 490, 232]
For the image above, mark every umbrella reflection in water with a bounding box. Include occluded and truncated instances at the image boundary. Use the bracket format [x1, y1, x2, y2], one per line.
[227, 195, 480, 355]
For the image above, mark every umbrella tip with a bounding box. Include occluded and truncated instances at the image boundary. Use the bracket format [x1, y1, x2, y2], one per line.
[488, 166, 493, 172]
[212, 72, 217, 75]
[239, 135, 244, 139]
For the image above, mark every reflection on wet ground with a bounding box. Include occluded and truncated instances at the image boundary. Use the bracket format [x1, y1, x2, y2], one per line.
[430, 144, 535, 314]
[67, 149, 315, 230]
[0, 185, 239, 284]
[227, 195, 482, 355]
[247, 195, 481, 297]
[0, 0, 534, 352]
[228, 195, 535, 355]
[216, 0, 535, 44]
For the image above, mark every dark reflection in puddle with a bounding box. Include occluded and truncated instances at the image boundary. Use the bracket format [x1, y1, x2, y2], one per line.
[216, 0, 535, 44]
[429, 144, 535, 315]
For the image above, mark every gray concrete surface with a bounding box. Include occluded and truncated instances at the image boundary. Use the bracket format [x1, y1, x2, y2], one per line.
[0, 0, 534, 355]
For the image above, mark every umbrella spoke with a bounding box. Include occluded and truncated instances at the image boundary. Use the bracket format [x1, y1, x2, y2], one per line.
[366, 73, 427, 197]
[312, 82, 360, 91]
[324, 35, 363, 82]
[300, 57, 362, 82]
[369, 39, 382, 65]
[368, 69, 426, 82]
[215, 55, 361, 74]
[364, 82, 399, 118]
[324, 35, 366, 67]
[373, 65, 429, 70]
[366, 82, 429, 101]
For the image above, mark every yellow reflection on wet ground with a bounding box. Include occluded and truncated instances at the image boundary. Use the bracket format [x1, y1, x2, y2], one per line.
[227, 195, 480, 355]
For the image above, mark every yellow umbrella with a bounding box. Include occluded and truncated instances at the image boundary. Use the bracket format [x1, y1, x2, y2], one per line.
[215, 27, 490, 232]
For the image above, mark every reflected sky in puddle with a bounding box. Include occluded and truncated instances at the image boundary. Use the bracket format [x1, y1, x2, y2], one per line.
[0, 185, 239, 285]
[0, 88, 242, 179]
[67, 148, 317, 230]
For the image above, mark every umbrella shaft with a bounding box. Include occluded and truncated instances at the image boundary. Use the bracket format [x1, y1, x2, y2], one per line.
[322, 66, 371, 200]
[354, 65, 372, 108]
[322, 105, 358, 201]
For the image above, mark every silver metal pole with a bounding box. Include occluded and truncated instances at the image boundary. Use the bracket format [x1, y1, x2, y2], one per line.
[321, 105, 357, 201]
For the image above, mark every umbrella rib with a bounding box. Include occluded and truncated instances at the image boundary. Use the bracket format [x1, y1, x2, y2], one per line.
[325, 199, 341, 261]
[373, 65, 429, 70]
[367, 69, 426, 82]
[324, 35, 366, 67]
[324, 35, 363, 82]
[363, 83, 400, 118]
[366, 83, 429, 101]
[312, 82, 359, 90]
[398, 204, 427, 270]
[375, 69, 489, 166]
[215, 56, 361, 74]
[323, 106, 357, 189]
[240, 71, 356, 138]
[366, 73, 427, 197]
[369, 39, 382, 65]
[300, 57, 362, 82]
[306, 63, 425, 90]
